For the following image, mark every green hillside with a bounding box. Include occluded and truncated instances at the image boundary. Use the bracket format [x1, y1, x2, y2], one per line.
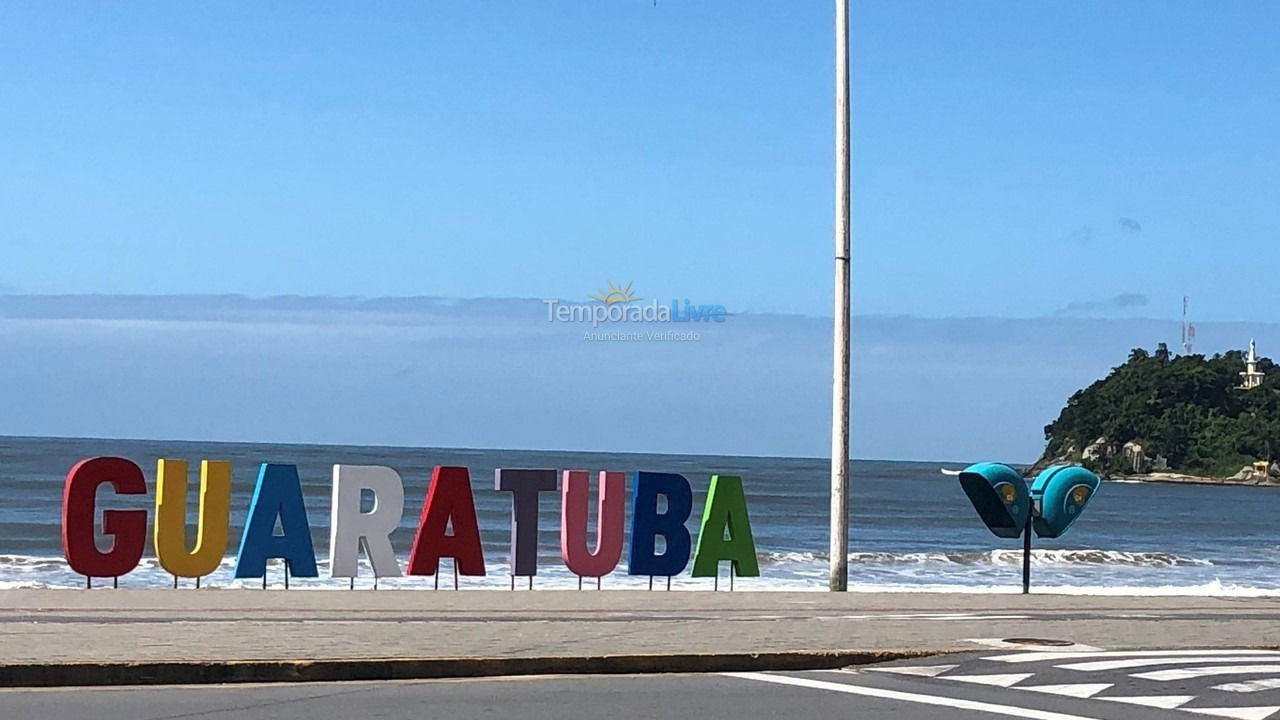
[1040, 343, 1280, 477]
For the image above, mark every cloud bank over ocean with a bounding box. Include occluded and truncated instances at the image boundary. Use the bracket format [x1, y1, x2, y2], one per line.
[0, 294, 1271, 462]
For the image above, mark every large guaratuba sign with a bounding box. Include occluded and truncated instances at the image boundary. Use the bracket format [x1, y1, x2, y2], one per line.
[60, 457, 760, 583]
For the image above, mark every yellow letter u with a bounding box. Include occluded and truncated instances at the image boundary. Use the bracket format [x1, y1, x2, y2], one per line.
[153, 459, 231, 578]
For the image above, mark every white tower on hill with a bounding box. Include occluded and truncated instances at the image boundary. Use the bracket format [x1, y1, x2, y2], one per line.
[1240, 339, 1265, 390]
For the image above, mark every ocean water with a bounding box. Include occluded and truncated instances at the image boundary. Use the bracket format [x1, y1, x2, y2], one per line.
[1, 436, 1277, 594]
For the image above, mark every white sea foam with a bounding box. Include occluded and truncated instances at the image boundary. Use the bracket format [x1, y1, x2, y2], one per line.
[839, 580, 1280, 597]
[1, 549, 1272, 596]
[759, 549, 1213, 568]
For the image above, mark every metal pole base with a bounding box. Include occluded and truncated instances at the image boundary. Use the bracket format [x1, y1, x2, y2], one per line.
[1022, 518, 1033, 595]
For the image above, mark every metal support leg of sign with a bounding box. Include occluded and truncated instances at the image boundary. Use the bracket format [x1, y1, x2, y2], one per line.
[113, 576, 118, 589]
[85, 576, 90, 589]
[374, 577, 378, 591]
[453, 563, 459, 591]
[714, 573, 718, 592]
[578, 575, 582, 591]
[284, 561, 290, 591]
[730, 565, 735, 592]
[597, 576, 602, 591]
[510, 575, 515, 591]
[528, 576, 533, 591]
[1022, 517, 1032, 595]
[666, 576, 671, 591]
[173, 575, 178, 589]
[262, 573, 267, 590]
[196, 576, 201, 589]
[648, 576, 653, 591]
[351, 577, 356, 590]
[433, 573, 439, 590]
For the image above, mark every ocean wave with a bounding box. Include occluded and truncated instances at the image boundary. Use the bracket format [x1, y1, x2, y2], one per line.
[0, 549, 1250, 595]
[986, 549, 1212, 567]
[0, 554, 71, 573]
[839, 579, 1280, 597]
[758, 549, 1212, 568]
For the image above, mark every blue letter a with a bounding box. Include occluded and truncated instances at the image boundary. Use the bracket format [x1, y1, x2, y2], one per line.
[234, 463, 318, 578]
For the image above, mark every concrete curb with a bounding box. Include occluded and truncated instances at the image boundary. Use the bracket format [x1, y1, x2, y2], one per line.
[0, 650, 941, 688]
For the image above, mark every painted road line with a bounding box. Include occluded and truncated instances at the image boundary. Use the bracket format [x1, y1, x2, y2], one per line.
[1061, 657, 1280, 672]
[942, 673, 1034, 687]
[1016, 683, 1113, 699]
[724, 672, 1111, 720]
[1101, 695, 1195, 710]
[1214, 679, 1280, 694]
[988, 650, 1280, 664]
[1135, 666, 1280, 682]
[1180, 707, 1280, 720]
[863, 665, 958, 678]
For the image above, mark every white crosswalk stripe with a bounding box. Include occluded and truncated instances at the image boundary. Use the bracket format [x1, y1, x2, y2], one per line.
[1102, 695, 1196, 709]
[1061, 657, 1280, 672]
[942, 673, 1034, 687]
[1136, 666, 1280, 682]
[727, 672, 1113, 720]
[1216, 679, 1280, 694]
[1180, 707, 1280, 720]
[846, 649, 1280, 718]
[863, 664, 958, 678]
[1016, 683, 1113, 698]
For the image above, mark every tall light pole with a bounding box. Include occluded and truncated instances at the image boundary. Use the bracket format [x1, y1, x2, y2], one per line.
[829, 0, 851, 592]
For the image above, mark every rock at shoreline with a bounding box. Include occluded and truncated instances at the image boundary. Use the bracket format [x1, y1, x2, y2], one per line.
[1116, 469, 1279, 487]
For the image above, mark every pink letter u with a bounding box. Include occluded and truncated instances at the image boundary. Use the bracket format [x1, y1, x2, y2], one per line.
[560, 470, 625, 577]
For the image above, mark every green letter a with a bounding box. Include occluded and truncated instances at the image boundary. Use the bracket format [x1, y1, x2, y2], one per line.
[691, 475, 759, 577]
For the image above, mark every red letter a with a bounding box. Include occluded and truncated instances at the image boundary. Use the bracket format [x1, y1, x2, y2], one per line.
[407, 466, 486, 576]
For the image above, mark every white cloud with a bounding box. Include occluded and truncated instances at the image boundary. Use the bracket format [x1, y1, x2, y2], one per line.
[0, 294, 1272, 463]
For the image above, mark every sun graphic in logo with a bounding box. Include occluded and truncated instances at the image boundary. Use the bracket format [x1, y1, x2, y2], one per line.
[589, 280, 641, 305]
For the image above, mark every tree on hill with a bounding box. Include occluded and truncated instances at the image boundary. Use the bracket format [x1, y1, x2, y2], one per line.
[1041, 344, 1280, 476]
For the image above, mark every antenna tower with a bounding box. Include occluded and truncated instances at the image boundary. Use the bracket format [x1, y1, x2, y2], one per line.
[1181, 296, 1195, 355]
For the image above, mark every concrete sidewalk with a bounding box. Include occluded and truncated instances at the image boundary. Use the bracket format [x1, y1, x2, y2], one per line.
[4, 590, 1279, 662]
[1, 590, 1278, 686]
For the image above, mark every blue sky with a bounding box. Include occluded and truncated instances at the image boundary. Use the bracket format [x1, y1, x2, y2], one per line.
[2, 3, 1279, 459]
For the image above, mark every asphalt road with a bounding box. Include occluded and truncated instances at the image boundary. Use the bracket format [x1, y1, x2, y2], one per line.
[6, 648, 1280, 720]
